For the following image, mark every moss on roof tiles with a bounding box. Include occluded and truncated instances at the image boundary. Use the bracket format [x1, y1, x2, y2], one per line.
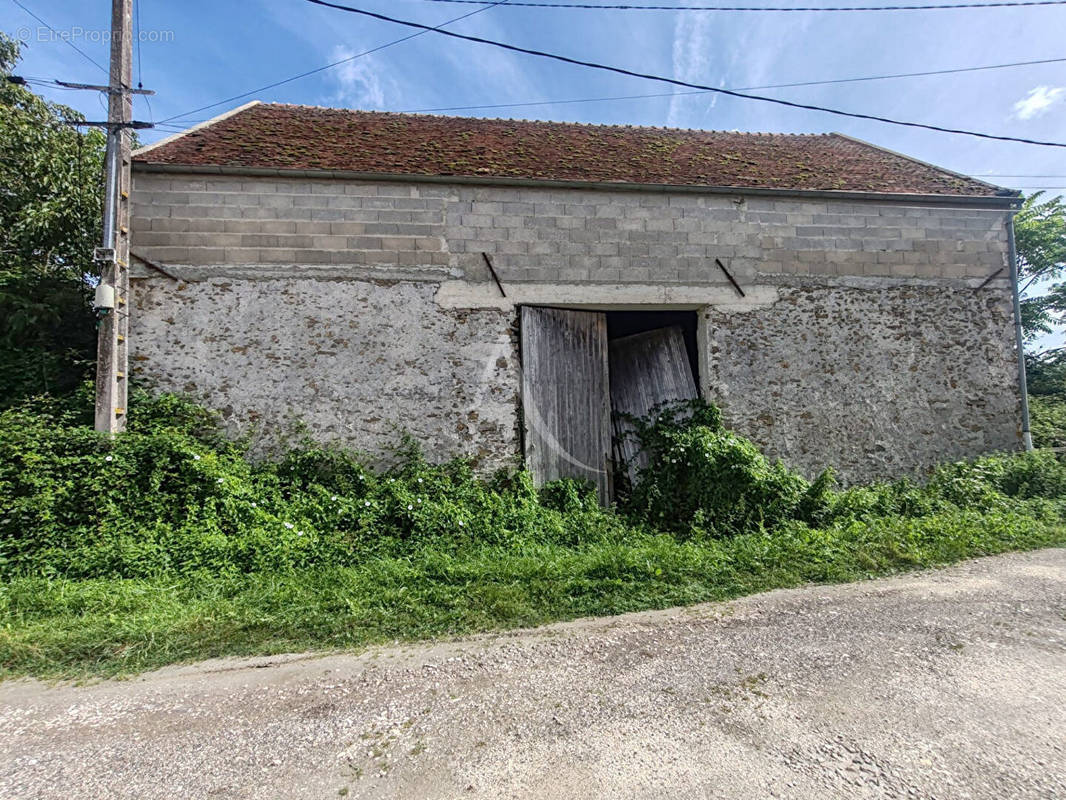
[135, 103, 1009, 197]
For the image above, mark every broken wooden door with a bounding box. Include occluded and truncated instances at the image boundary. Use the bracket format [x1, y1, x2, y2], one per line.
[520, 306, 612, 504]
[609, 325, 698, 486]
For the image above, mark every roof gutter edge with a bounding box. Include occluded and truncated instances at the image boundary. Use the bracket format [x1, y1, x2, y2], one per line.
[131, 162, 1022, 208]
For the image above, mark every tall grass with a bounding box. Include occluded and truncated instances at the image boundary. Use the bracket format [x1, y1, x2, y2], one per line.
[2, 391, 1064, 678]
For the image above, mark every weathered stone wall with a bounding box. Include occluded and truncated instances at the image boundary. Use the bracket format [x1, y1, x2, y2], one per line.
[130, 277, 520, 468]
[129, 169, 1021, 482]
[701, 279, 1020, 482]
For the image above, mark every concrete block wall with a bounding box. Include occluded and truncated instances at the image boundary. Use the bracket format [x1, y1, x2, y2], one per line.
[447, 187, 1008, 285]
[131, 174, 452, 270]
[131, 172, 1009, 285]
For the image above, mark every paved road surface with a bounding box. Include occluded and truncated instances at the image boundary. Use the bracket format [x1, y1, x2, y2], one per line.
[2, 548, 1065, 799]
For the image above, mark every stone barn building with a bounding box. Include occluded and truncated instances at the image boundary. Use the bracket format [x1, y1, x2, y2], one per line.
[129, 102, 1025, 498]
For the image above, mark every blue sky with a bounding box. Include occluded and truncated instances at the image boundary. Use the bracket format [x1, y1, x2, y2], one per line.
[4, 0, 1065, 189]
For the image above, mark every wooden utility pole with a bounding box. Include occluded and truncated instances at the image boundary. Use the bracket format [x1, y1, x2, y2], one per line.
[94, 0, 134, 433]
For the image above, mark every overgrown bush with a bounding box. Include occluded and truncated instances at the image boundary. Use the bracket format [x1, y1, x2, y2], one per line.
[620, 399, 834, 537]
[0, 389, 631, 579]
[623, 422, 832, 537]
[1030, 395, 1066, 450]
[2, 393, 1065, 582]
[619, 399, 1066, 538]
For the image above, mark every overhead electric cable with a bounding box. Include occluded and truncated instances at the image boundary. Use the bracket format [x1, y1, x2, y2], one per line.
[410, 0, 1066, 10]
[403, 55, 1066, 113]
[9, 0, 108, 74]
[305, 0, 1066, 148]
[158, 0, 512, 123]
[976, 173, 1066, 178]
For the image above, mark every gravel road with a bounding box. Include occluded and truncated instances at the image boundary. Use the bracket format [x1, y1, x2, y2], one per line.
[2, 548, 1065, 800]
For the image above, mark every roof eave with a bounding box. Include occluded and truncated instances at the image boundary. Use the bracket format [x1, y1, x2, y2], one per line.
[131, 101, 262, 159]
[131, 161, 1023, 208]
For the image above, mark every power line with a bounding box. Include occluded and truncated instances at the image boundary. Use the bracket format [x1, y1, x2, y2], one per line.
[976, 173, 1066, 178]
[9, 0, 108, 74]
[403, 56, 1066, 113]
[306, 0, 1066, 148]
[410, 0, 1066, 9]
[147, 55, 1066, 124]
[20, 78, 87, 91]
[158, 0, 512, 123]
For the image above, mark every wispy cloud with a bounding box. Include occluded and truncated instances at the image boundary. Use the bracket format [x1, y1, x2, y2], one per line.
[666, 13, 714, 127]
[1012, 86, 1065, 120]
[329, 46, 388, 109]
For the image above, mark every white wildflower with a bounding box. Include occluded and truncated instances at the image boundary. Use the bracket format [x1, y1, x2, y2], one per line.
[217, 477, 224, 483]
[250, 502, 257, 508]
[365, 500, 371, 507]
[193, 455, 201, 461]
[284, 522, 294, 529]
[407, 504, 414, 510]
[105, 455, 113, 462]
[331, 495, 338, 501]
[417, 478, 423, 483]
[457, 520, 464, 527]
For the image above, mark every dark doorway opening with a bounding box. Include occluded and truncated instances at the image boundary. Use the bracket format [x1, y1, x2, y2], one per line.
[606, 310, 700, 386]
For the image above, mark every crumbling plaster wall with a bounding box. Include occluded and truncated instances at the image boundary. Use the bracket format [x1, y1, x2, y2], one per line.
[129, 169, 1021, 481]
[701, 280, 1020, 482]
[131, 277, 520, 468]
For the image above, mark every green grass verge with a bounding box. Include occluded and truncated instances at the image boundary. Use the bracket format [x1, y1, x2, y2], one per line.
[4, 508, 1063, 680]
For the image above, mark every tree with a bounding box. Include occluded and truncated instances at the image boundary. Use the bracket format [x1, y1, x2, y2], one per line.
[0, 34, 105, 403]
[1017, 191, 1066, 349]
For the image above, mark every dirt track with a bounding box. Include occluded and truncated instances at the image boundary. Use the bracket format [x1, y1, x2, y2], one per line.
[2, 548, 1065, 799]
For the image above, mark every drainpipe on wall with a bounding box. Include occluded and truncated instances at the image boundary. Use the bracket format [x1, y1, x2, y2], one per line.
[1006, 213, 1034, 451]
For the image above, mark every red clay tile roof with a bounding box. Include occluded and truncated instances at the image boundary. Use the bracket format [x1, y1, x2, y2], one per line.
[135, 102, 1011, 197]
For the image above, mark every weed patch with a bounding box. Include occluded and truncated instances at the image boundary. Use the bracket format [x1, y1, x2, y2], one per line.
[1, 394, 1064, 678]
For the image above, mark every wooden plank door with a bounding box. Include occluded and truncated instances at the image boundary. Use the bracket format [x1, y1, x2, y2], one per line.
[521, 306, 612, 504]
[609, 326, 698, 485]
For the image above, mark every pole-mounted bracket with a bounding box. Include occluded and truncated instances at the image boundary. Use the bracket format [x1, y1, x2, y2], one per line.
[94, 247, 116, 264]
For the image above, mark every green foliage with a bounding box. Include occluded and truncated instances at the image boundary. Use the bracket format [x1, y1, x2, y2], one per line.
[2, 392, 1066, 678]
[1017, 192, 1066, 343]
[1026, 354, 1066, 398]
[624, 422, 829, 537]
[0, 34, 104, 404]
[3, 506, 1063, 680]
[0, 390, 632, 579]
[1030, 394, 1066, 449]
[621, 399, 833, 537]
[4, 395, 1066, 584]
